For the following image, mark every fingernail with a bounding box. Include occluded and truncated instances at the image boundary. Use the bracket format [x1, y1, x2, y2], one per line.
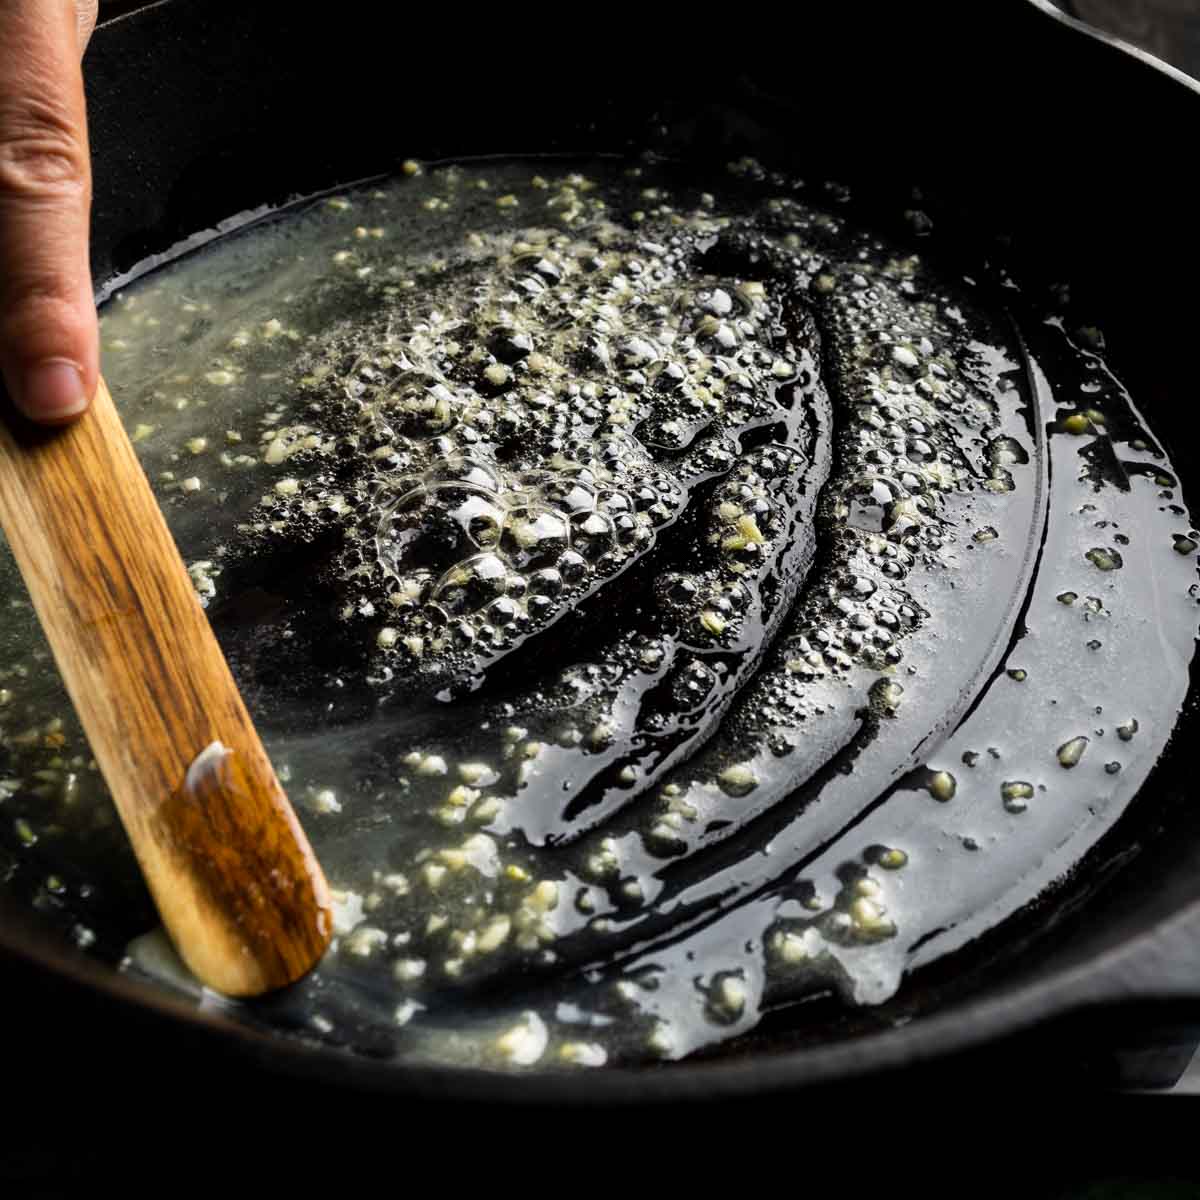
[17, 360, 89, 422]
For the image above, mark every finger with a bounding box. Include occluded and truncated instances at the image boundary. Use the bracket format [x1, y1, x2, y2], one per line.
[0, 0, 95, 424]
[75, 0, 97, 56]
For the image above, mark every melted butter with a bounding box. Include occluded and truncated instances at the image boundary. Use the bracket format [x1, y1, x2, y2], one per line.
[0, 157, 1193, 1069]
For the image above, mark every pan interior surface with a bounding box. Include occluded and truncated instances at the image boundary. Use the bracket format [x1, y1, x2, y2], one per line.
[2, 1, 1199, 1090]
[0, 141, 1194, 1072]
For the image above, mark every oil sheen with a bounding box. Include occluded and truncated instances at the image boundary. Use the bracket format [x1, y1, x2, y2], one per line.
[1, 157, 1195, 1069]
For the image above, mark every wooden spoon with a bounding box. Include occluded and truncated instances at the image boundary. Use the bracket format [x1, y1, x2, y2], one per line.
[0, 377, 332, 996]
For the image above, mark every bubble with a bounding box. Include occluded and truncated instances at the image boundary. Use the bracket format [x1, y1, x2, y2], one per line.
[671, 658, 717, 711]
[489, 328, 534, 363]
[697, 287, 734, 317]
[376, 488, 430, 572]
[424, 457, 503, 492]
[640, 416, 704, 451]
[697, 318, 739, 354]
[571, 511, 616, 559]
[501, 507, 570, 569]
[842, 475, 907, 534]
[455, 491, 507, 549]
[528, 568, 563, 597]
[435, 484, 508, 553]
[659, 573, 699, 608]
[432, 552, 508, 615]
[557, 550, 587, 584]
[723, 580, 753, 613]
[486, 597, 523, 628]
[594, 489, 629, 513]
[540, 477, 596, 515]
[584, 335, 611, 369]
[513, 252, 561, 282]
[987, 436, 1030, 467]
[618, 335, 658, 367]
[884, 496, 926, 540]
[693, 437, 737, 475]
[375, 366, 459, 434]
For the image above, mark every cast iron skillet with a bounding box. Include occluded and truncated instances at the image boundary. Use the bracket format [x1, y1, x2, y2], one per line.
[2, 0, 1199, 1102]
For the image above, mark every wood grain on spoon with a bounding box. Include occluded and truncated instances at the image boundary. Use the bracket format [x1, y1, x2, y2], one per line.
[0, 377, 332, 996]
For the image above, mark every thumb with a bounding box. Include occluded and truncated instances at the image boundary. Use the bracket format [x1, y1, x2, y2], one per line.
[0, 0, 95, 425]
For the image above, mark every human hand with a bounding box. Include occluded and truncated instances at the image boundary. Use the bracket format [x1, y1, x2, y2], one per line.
[0, 0, 97, 424]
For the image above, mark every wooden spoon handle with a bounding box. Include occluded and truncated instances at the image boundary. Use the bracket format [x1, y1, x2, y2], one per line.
[0, 378, 332, 996]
